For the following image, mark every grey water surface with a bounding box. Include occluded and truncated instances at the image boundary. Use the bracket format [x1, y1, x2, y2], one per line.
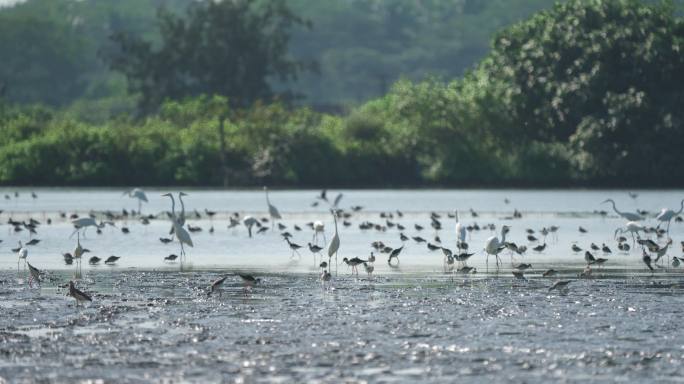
[1, 188, 684, 382]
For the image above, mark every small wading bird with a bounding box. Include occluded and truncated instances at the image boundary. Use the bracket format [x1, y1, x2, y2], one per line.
[208, 275, 229, 297]
[549, 280, 571, 292]
[26, 262, 41, 288]
[342, 257, 366, 276]
[68, 281, 92, 307]
[238, 274, 260, 291]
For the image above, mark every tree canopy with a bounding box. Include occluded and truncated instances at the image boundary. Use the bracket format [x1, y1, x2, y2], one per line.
[108, 0, 314, 112]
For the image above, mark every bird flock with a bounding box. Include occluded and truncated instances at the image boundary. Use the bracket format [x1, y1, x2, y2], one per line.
[3, 189, 684, 305]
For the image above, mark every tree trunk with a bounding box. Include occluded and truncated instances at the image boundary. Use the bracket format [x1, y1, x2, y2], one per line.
[218, 115, 229, 187]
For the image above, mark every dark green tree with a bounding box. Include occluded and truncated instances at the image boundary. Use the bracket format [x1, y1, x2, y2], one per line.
[109, 0, 314, 112]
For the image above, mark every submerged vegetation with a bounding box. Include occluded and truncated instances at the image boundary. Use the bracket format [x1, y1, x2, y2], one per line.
[1, 0, 683, 187]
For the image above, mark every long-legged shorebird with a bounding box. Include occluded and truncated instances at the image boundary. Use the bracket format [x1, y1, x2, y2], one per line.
[238, 274, 260, 291]
[68, 281, 92, 307]
[342, 257, 366, 276]
[26, 262, 41, 288]
[208, 275, 229, 297]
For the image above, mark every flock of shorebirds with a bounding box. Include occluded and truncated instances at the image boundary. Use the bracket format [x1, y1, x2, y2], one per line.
[3, 188, 684, 305]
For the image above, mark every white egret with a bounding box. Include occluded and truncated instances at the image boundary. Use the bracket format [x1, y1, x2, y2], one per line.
[328, 210, 340, 276]
[70, 217, 106, 238]
[264, 186, 281, 228]
[484, 225, 509, 270]
[170, 191, 188, 236]
[454, 210, 466, 249]
[312, 220, 326, 245]
[123, 188, 148, 214]
[162, 193, 194, 262]
[602, 199, 643, 221]
[242, 215, 258, 238]
[16, 241, 27, 271]
[656, 199, 684, 234]
[614, 221, 644, 244]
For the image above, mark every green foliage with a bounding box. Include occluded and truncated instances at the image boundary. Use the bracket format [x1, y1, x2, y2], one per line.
[108, 0, 314, 112]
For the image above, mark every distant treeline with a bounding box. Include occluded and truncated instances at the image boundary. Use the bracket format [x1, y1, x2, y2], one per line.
[1, 0, 684, 187]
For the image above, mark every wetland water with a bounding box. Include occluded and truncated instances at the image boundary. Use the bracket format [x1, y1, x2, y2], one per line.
[1, 188, 684, 382]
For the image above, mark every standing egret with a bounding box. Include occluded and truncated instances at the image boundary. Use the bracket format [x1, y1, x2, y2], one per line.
[656, 199, 684, 234]
[170, 191, 188, 236]
[162, 193, 194, 262]
[123, 188, 148, 214]
[602, 199, 643, 221]
[312, 220, 326, 245]
[70, 217, 106, 238]
[484, 225, 509, 270]
[264, 187, 282, 228]
[614, 221, 645, 245]
[454, 211, 466, 250]
[328, 210, 340, 276]
[16, 241, 27, 271]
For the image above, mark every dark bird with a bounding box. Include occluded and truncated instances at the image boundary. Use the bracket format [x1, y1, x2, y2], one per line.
[104, 256, 120, 264]
[63, 252, 74, 265]
[549, 280, 572, 292]
[601, 244, 611, 253]
[342, 257, 367, 275]
[532, 243, 546, 252]
[26, 239, 41, 246]
[208, 275, 228, 297]
[571, 244, 582, 252]
[89, 256, 101, 265]
[542, 269, 558, 277]
[388, 246, 404, 265]
[164, 254, 179, 262]
[427, 243, 441, 251]
[412, 236, 426, 243]
[238, 274, 260, 289]
[68, 281, 92, 306]
[642, 250, 654, 271]
[512, 270, 527, 281]
[579, 226, 588, 233]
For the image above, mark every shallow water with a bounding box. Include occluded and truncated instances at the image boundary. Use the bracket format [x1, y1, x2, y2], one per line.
[1, 188, 684, 382]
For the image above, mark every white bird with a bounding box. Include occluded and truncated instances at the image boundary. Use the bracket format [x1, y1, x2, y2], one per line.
[454, 210, 466, 248]
[656, 199, 684, 234]
[328, 210, 340, 276]
[602, 199, 643, 221]
[16, 241, 27, 271]
[312, 220, 326, 245]
[264, 186, 281, 228]
[484, 225, 509, 270]
[614, 221, 645, 244]
[70, 217, 105, 238]
[242, 215, 258, 238]
[162, 193, 194, 261]
[169, 191, 188, 236]
[123, 188, 148, 214]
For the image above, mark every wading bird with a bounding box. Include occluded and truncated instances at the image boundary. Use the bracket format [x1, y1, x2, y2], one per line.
[602, 199, 643, 221]
[328, 210, 340, 276]
[656, 199, 684, 234]
[264, 187, 282, 228]
[123, 188, 148, 214]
